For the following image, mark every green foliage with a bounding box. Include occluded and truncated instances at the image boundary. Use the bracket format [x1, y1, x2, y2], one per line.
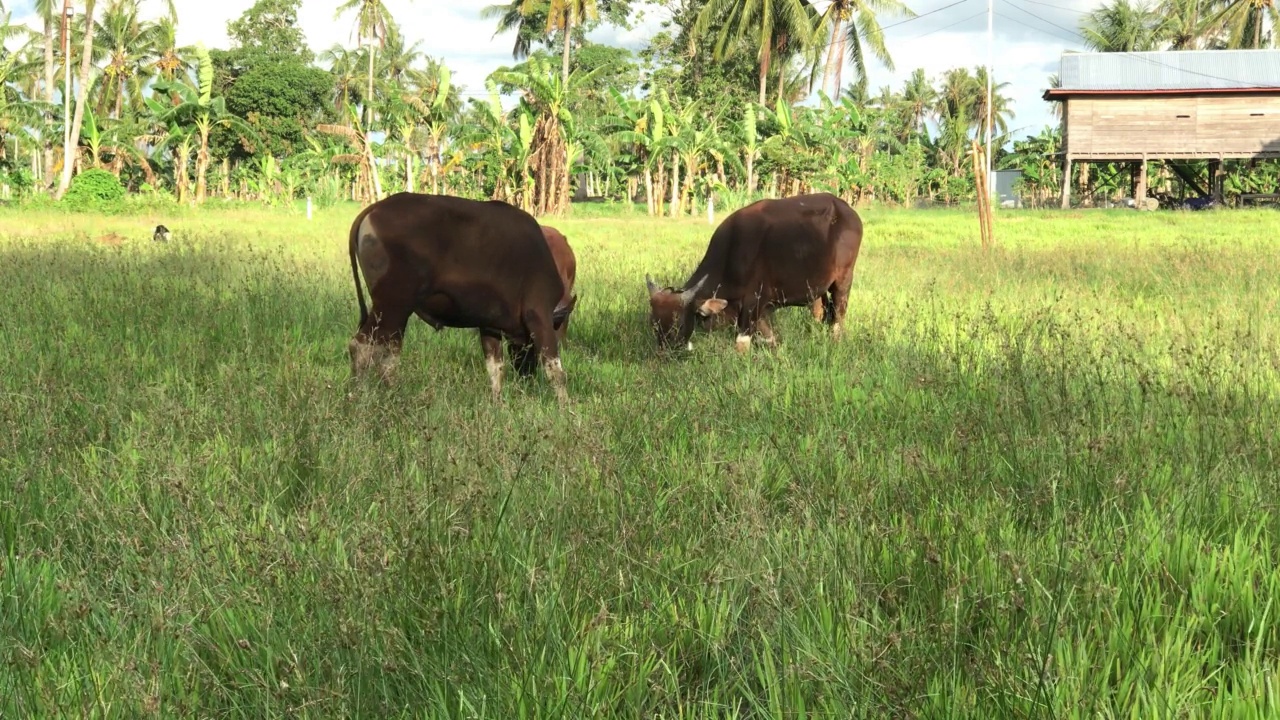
[1, 167, 34, 195]
[640, 26, 759, 116]
[225, 0, 315, 62]
[212, 59, 336, 161]
[61, 169, 126, 211]
[1, 209, 1279, 716]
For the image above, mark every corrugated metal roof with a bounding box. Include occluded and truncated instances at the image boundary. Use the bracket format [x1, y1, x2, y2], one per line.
[1057, 50, 1280, 91]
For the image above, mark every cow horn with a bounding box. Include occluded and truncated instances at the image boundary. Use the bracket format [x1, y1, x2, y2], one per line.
[645, 274, 659, 296]
[679, 275, 708, 305]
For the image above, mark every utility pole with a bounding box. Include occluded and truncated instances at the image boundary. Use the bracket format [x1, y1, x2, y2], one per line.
[985, 0, 994, 207]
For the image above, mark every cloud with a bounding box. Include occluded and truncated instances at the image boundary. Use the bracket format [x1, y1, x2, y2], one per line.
[5, 0, 1094, 140]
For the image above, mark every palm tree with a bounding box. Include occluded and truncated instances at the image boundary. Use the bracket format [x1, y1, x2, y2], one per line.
[900, 68, 935, 137]
[481, 0, 549, 60]
[554, 0, 599, 88]
[815, 0, 914, 98]
[497, 0, 598, 87]
[148, 16, 188, 82]
[693, 0, 819, 106]
[96, 0, 164, 118]
[0, 27, 46, 169]
[334, 0, 405, 199]
[377, 21, 423, 88]
[973, 66, 1013, 141]
[1157, 0, 1209, 48]
[34, 0, 56, 185]
[1201, 0, 1278, 48]
[1080, 0, 1163, 51]
[320, 44, 362, 111]
[54, 0, 97, 200]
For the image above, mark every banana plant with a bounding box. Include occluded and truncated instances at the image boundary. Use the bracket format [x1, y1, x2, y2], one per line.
[147, 43, 256, 203]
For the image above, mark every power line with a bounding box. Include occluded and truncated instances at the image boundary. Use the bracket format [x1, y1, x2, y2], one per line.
[994, 8, 1082, 45]
[1017, 0, 1089, 15]
[1004, 0, 1280, 89]
[902, 9, 989, 41]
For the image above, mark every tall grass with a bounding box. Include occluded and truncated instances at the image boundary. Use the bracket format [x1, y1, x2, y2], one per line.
[1, 203, 1278, 717]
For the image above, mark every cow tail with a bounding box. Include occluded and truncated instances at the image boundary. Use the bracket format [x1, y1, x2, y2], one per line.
[349, 213, 368, 329]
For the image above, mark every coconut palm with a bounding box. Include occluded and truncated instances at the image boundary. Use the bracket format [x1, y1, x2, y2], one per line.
[320, 44, 362, 112]
[96, 0, 166, 118]
[480, 0, 548, 60]
[54, 0, 97, 200]
[1201, 0, 1278, 48]
[900, 68, 935, 137]
[334, 0, 407, 198]
[1080, 0, 1163, 51]
[693, 0, 820, 106]
[815, 0, 914, 97]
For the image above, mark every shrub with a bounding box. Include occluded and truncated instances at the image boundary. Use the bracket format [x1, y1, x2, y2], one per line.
[63, 169, 126, 212]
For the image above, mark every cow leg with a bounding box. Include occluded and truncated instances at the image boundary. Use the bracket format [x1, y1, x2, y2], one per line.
[735, 300, 762, 353]
[755, 309, 778, 347]
[349, 303, 412, 385]
[811, 296, 826, 322]
[828, 272, 853, 340]
[523, 308, 568, 405]
[481, 331, 505, 401]
[507, 340, 539, 377]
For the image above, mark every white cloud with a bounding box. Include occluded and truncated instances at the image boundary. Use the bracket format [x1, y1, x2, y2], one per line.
[7, 0, 1096, 141]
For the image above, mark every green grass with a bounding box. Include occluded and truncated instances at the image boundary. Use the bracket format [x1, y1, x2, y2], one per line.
[1, 202, 1278, 717]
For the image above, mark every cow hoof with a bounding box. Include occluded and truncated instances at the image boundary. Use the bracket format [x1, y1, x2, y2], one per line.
[831, 323, 844, 341]
[735, 334, 752, 353]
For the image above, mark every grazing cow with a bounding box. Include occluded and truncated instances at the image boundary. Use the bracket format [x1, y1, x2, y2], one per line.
[153, 224, 171, 242]
[347, 192, 569, 403]
[507, 224, 578, 374]
[644, 192, 863, 352]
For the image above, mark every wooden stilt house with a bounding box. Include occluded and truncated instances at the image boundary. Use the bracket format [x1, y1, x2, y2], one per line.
[1043, 49, 1280, 208]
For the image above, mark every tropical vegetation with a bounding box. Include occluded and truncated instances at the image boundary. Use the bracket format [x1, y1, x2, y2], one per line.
[0, 0, 1274, 213]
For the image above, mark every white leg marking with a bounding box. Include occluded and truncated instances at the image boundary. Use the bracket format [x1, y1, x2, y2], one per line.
[378, 352, 399, 384]
[486, 356, 503, 399]
[349, 337, 391, 379]
[735, 334, 752, 352]
[832, 322, 843, 340]
[542, 356, 569, 405]
[686, 341, 693, 351]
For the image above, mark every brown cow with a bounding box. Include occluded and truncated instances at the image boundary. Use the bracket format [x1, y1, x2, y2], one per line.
[508, 224, 577, 374]
[645, 192, 863, 352]
[347, 192, 569, 403]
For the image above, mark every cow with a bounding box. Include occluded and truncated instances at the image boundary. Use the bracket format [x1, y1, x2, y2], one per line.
[346, 192, 569, 404]
[644, 192, 863, 352]
[507, 224, 577, 374]
[153, 224, 171, 242]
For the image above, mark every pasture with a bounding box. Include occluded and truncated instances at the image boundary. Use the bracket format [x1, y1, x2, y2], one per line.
[1, 203, 1278, 717]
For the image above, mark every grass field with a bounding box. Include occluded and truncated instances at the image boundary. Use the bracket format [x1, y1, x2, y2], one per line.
[2, 201, 1279, 717]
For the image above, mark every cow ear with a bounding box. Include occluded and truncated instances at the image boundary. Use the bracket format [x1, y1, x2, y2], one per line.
[697, 298, 728, 316]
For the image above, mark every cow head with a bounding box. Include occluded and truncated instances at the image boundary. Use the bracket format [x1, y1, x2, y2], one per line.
[645, 273, 728, 349]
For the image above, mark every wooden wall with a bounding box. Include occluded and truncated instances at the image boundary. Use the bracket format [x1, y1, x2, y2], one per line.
[1063, 93, 1280, 159]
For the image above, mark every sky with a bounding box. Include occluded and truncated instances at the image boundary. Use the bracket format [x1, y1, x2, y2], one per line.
[7, 0, 1100, 143]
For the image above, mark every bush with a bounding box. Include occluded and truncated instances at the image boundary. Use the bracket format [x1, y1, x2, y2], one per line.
[1, 167, 35, 197]
[63, 169, 126, 212]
